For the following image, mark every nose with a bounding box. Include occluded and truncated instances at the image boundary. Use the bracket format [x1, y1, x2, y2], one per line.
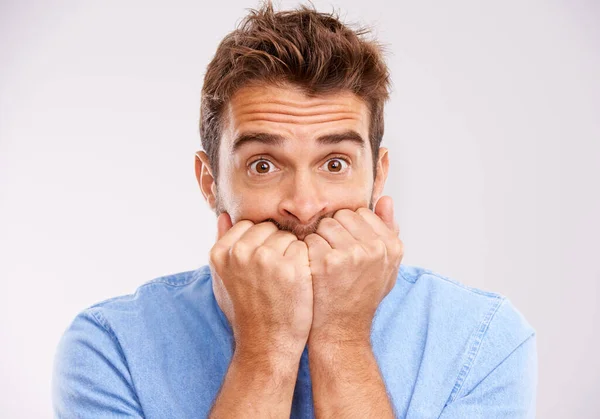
[278, 170, 328, 226]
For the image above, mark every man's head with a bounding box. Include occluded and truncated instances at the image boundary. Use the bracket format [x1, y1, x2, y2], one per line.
[195, 2, 391, 239]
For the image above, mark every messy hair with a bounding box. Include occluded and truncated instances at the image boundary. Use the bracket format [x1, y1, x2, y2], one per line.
[200, 1, 391, 181]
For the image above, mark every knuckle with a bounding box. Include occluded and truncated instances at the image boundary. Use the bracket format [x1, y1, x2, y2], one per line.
[258, 221, 279, 232]
[392, 239, 404, 256]
[304, 233, 317, 243]
[350, 244, 366, 261]
[333, 208, 352, 221]
[356, 207, 371, 217]
[324, 251, 342, 267]
[209, 244, 226, 264]
[231, 241, 251, 260]
[238, 220, 254, 229]
[290, 238, 304, 249]
[318, 217, 339, 232]
[291, 239, 307, 252]
[320, 217, 335, 227]
[373, 239, 387, 255]
[254, 245, 273, 263]
[277, 230, 296, 240]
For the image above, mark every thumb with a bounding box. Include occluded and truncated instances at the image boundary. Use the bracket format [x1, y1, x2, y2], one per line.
[216, 212, 233, 242]
[374, 196, 399, 236]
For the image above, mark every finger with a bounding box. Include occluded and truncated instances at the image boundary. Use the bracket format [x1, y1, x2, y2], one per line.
[332, 208, 379, 242]
[354, 207, 394, 239]
[303, 232, 332, 262]
[315, 217, 357, 250]
[262, 230, 299, 255]
[217, 212, 234, 241]
[373, 196, 399, 236]
[216, 216, 255, 248]
[284, 239, 309, 261]
[236, 221, 279, 248]
[355, 197, 399, 238]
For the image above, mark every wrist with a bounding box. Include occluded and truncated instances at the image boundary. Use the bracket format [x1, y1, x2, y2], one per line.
[308, 328, 371, 350]
[308, 340, 375, 381]
[308, 336, 372, 362]
[233, 344, 301, 380]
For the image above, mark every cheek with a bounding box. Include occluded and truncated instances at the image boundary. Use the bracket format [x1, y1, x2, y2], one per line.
[327, 182, 373, 209]
[224, 172, 373, 222]
[225, 187, 280, 224]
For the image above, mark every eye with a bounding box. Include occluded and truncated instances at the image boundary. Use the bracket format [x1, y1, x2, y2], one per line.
[249, 159, 277, 175]
[320, 157, 349, 173]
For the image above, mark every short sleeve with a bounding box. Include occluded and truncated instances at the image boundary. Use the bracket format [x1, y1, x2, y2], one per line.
[52, 310, 144, 418]
[438, 333, 537, 419]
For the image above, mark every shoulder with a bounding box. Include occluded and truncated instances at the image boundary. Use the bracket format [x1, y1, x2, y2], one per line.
[393, 263, 537, 403]
[55, 265, 214, 361]
[88, 265, 211, 311]
[398, 263, 504, 299]
[396, 263, 534, 336]
[52, 266, 216, 415]
[81, 265, 212, 327]
[394, 263, 535, 343]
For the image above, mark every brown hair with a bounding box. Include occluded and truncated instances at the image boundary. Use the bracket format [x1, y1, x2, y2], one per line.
[200, 1, 391, 182]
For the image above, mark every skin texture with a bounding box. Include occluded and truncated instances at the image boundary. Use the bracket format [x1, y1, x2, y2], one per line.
[195, 83, 403, 418]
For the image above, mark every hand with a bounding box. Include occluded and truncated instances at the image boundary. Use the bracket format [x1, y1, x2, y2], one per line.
[304, 196, 404, 347]
[209, 213, 313, 364]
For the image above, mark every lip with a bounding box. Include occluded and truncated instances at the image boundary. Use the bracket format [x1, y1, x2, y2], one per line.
[289, 223, 321, 240]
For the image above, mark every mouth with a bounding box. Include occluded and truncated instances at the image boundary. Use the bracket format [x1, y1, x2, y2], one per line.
[287, 224, 320, 241]
[264, 217, 324, 240]
[292, 230, 311, 241]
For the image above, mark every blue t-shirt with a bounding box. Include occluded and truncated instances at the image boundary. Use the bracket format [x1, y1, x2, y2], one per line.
[52, 264, 537, 418]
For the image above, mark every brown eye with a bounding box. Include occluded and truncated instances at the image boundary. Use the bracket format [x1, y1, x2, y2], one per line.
[250, 159, 275, 174]
[322, 158, 348, 173]
[328, 160, 341, 172]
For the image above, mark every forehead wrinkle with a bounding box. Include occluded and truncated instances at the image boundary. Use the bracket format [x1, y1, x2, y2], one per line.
[232, 103, 364, 125]
[236, 113, 362, 126]
[233, 100, 358, 113]
[235, 97, 349, 108]
[232, 102, 362, 119]
[231, 86, 359, 106]
[225, 86, 370, 152]
[230, 89, 363, 115]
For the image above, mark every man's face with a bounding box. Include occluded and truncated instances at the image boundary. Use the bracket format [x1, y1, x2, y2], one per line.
[196, 83, 389, 240]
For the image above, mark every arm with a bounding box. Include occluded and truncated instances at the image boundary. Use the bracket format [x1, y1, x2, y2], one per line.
[303, 200, 403, 418]
[309, 342, 395, 418]
[52, 311, 144, 418]
[209, 350, 300, 418]
[208, 214, 314, 417]
[439, 333, 538, 419]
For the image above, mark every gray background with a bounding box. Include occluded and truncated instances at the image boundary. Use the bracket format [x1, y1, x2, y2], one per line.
[1, 0, 598, 417]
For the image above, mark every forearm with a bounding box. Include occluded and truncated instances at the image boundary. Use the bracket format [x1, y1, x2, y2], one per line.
[209, 350, 300, 418]
[309, 342, 395, 418]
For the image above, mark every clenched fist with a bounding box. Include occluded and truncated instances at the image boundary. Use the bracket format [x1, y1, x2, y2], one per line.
[304, 196, 404, 347]
[209, 213, 313, 364]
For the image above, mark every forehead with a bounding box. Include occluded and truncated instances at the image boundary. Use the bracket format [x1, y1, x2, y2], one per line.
[222, 83, 370, 150]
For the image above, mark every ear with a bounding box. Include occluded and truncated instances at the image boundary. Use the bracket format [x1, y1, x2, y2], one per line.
[195, 151, 217, 210]
[371, 147, 390, 206]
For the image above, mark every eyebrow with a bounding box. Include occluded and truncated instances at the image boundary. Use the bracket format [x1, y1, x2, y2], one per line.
[231, 130, 366, 153]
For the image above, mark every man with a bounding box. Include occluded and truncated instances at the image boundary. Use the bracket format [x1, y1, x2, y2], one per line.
[52, 3, 537, 418]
